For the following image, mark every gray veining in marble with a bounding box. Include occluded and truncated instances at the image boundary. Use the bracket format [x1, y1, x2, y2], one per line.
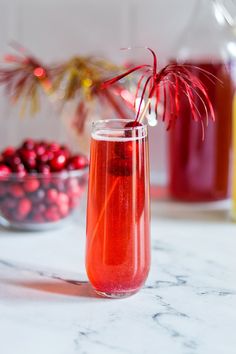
[0, 201, 235, 354]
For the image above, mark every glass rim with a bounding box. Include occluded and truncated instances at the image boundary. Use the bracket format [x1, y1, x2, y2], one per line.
[92, 119, 147, 132]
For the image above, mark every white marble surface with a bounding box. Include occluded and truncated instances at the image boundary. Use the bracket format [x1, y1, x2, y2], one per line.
[0, 200, 236, 354]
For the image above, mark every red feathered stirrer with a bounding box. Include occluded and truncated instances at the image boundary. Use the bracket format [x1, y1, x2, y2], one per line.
[101, 48, 216, 138]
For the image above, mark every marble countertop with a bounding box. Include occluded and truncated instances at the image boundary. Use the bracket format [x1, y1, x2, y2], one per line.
[0, 200, 235, 354]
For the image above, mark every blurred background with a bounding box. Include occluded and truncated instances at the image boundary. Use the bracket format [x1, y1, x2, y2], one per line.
[0, 0, 236, 187]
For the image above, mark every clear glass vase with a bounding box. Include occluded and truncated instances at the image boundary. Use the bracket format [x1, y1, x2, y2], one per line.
[168, 0, 236, 202]
[86, 119, 150, 298]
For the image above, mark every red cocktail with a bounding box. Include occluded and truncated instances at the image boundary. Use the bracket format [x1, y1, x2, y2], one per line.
[86, 119, 150, 298]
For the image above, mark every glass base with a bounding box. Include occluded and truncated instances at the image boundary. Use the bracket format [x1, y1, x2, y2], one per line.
[95, 289, 139, 299]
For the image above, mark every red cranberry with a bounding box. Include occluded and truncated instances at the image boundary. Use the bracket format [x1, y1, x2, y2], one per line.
[38, 164, 51, 174]
[22, 139, 35, 150]
[35, 143, 46, 156]
[50, 154, 66, 171]
[44, 206, 60, 222]
[24, 178, 40, 193]
[12, 163, 25, 174]
[109, 158, 132, 176]
[37, 152, 53, 164]
[8, 155, 22, 167]
[67, 177, 79, 191]
[60, 146, 70, 159]
[67, 155, 88, 170]
[114, 141, 134, 159]
[125, 121, 142, 128]
[124, 121, 142, 138]
[9, 184, 25, 198]
[2, 147, 15, 158]
[48, 143, 60, 152]
[20, 149, 36, 161]
[67, 179, 82, 197]
[17, 198, 32, 219]
[25, 159, 37, 170]
[59, 202, 69, 217]
[0, 164, 11, 177]
[32, 213, 45, 223]
[57, 192, 69, 205]
[46, 188, 58, 204]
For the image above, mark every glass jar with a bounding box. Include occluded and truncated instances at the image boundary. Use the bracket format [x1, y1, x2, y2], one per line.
[168, 0, 236, 202]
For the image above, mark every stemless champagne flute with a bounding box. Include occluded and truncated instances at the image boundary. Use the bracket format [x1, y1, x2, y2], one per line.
[86, 119, 150, 298]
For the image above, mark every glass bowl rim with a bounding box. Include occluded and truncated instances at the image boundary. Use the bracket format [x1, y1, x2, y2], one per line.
[0, 166, 89, 181]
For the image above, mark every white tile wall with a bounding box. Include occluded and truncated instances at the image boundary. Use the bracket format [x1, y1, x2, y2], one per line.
[2, 0, 233, 183]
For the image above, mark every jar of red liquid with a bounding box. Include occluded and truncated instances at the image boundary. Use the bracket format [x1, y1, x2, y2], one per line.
[168, 0, 236, 201]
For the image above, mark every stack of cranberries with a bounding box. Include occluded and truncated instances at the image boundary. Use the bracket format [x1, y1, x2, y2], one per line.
[0, 139, 89, 228]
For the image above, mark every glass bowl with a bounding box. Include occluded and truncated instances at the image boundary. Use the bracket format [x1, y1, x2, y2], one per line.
[0, 168, 88, 231]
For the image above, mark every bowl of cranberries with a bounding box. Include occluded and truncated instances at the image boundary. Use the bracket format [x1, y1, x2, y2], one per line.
[0, 139, 89, 230]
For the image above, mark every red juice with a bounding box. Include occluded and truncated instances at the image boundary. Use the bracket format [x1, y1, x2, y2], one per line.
[168, 62, 235, 201]
[86, 120, 150, 297]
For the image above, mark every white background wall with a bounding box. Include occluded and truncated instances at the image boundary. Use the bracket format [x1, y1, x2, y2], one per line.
[0, 0, 235, 184]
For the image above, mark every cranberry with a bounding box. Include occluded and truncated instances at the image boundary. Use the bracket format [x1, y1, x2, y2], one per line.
[20, 149, 36, 161]
[32, 213, 45, 223]
[2, 147, 15, 158]
[0, 164, 11, 177]
[124, 121, 142, 138]
[48, 143, 60, 152]
[38, 164, 51, 174]
[37, 151, 53, 164]
[12, 163, 25, 174]
[25, 159, 37, 170]
[24, 178, 40, 193]
[35, 143, 46, 156]
[114, 141, 134, 159]
[57, 192, 69, 205]
[8, 155, 22, 168]
[67, 179, 82, 197]
[60, 146, 70, 159]
[17, 198, 32, 219]
[22, 139, 35, 150]
[46, 188, 58, 204]
[9, 184, 25, 198]
[67, 155, 88, 170]
[59, 202, 69, 217]
[50, 154, 66, 171]
[44, 206, 60, 222]
[125, 121, 142, 128]
[109, 158, 132, 176]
